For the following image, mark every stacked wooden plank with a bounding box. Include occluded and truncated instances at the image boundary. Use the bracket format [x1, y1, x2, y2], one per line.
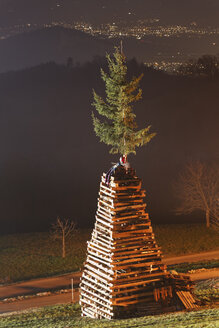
[79, 167, 197, 319]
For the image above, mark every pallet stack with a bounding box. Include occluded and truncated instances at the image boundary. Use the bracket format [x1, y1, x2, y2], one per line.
[79, 167, 198, 319]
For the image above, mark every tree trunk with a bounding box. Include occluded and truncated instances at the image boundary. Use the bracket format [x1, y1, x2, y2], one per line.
[206, 208, 210, 228]
[62, 233, 66, 258]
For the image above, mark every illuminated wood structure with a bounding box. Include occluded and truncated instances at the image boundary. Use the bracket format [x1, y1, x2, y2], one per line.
[79, 167, 198, 319]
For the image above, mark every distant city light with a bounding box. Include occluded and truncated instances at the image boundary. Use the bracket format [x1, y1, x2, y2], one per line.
[0, 19, 219, 74]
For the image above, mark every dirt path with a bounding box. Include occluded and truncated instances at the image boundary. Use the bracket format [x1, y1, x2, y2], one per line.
[0, 272, 81, 300]
[189, 268, 219, 281]
[0, 270, 218, 315]
[0, 250, 218, 315]
[0, 291, 79, 314]
[0, 250, 218, 300]
[164, 250, 219, 265]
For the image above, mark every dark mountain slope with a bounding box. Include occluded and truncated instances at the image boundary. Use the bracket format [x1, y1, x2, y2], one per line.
[0, 27, 114, 73]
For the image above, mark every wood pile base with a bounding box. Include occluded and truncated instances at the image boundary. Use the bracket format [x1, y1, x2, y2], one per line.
[79, 167, 198, 319]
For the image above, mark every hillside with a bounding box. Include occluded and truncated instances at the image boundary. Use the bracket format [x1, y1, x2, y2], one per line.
[1, 25, 219, 74]
[0, 60, 218, 233]
[0, 26, 114, 73]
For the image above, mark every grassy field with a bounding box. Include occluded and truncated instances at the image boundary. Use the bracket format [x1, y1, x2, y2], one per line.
[168, 260, 219, 273]
[153, 224, 219, 256]
[0, 280, 218, 327]
[0, 304, 219, 328]
[0, 230, 90, 284]
[0, 224, 218, 283]
[194, 279, 219, 306]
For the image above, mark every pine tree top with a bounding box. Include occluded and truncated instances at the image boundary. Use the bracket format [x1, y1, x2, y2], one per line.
[92, 48, 156, 157]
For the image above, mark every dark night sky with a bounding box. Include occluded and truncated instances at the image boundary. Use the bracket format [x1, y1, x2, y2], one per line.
[0, 0, 219, 26]
[0, 0, 219, 234]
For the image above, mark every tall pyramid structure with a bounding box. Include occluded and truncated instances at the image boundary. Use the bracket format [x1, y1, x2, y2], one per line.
[79, 166, 198, 319]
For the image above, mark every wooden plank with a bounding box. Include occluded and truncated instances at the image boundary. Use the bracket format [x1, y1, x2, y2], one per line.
[80, 286, 112, 307]
[87, 249, 112, 263]
[113, 198, 144, 206]
[112, 219, 150, 227]
[86, 257, 113, 272]
[91, 235, 113, 248]
[153, 288, 159, 302]
[176, 291, 190, 309]
[112, 243, 158, 254]
[113, 272, 166, 285]
[111, 278, 161, 290]
[95, 215, 113, 229]
[83, 267, 113, 285]
[114, 191, 146, 198]
[112, 236, 156, 246]
[81, 307, 97, 319]
[113, 267, 162, 279]
[111, 185, 142, 191]
[112, 204, 146, 213]
[100, 194, 114, 203]
[88, 241, 112, 255]
[111, 211, 148, 222]
[85, 259, 113, 275]
[113, 191, 146, 200]
[177, 291, 198, 309]
[101, 176, 141, 187]
[113, 233, 154, 241]
[112, 296, 155, 307]
[113, 261, 162, 271]
[81, 279, 111, 297]
[113, 290, 154, 303]
[112, 244, 160, 253]
[94, 223, 113, 238]
[97, 205, 112, 218]
[113, 254, 162, 264]
[111, 284, 153, 296]
[112, 225, 152, 234]
[82, 273, 112, 292]
[80, 296, 113, 316]
[112, 228, 152, 239]
[111, 213, 149, 222]
[97, 205, 112, 217]
[102, 173, 141, 184]
[112, 249, 161, 259]
[113, 271, 166, 283]
[98, 198, 115, 209]
[100, 182, 116, 193]
[113, 255, 162, 266]
[113, 223, 152, 231]
[98, 200, 146, 215]
[99, 190, 115, 200]
[91, 232, 113, 247]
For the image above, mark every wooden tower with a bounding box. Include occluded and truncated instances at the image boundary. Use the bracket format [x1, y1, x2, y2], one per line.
[79, 167, 198, 319]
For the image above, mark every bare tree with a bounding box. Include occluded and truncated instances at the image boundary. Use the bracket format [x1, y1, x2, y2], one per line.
[174, 161, 219, 228]
[211, 197, 219, 231]
[51, 217, 77, 258]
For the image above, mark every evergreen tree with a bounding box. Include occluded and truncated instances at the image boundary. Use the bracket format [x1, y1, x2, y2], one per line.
[92, 48, 156, 157]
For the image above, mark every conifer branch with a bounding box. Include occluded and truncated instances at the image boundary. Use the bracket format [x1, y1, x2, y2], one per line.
[92, 48, 156, 156]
